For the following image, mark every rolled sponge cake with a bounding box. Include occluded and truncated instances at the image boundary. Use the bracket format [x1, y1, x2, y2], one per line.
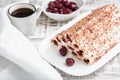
[51, 4, 120, 64]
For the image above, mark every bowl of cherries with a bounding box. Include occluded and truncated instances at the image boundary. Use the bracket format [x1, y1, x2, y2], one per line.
[41, 0, 85, 21]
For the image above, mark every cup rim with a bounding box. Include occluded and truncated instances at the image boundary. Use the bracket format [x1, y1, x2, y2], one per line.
[8, 3, 36, 18]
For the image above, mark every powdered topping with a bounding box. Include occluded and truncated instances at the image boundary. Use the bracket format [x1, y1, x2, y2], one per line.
[51, 4, 120, 64]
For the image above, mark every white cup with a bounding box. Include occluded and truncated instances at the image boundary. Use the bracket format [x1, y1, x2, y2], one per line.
[8, 3, 42, 36]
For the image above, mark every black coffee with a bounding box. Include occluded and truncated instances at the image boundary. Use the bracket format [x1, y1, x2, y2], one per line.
[11, 8, 34, 17]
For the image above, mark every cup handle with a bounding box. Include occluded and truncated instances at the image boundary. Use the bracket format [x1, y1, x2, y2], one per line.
[29, 0, 43, 19]
[34, 5, 42, 20]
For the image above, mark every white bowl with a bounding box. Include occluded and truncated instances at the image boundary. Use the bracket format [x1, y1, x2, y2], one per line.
[41, 0, 85, 21]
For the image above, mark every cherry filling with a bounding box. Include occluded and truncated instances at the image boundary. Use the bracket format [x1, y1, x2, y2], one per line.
[73, 44, 78, 48]
[83, 58, 90, 64]
[66, 34, 72, 42]
[77, 50, 83, 56]
[56, 37, 61, 42]
[52, 40, 58, 46]
[62, 37, 66, 42]
[72, 51, 77, 56]
[68, 46, 74, 50]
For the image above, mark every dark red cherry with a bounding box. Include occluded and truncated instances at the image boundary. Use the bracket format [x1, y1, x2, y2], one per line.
[52, 8, 59, 13]
[46, 0, 79, 14]
[69, 2, 78, 10]
[56, 0, 62, 2]
[66, 58, 75, 66]
[62, 0, 68, 2]
[48, 1, 55, 9]
[70, 1, 77, 5]
[72, 6, 79, 11]
[59, 9, 64, 14]
[54, 0, 60, 4]
[59, 46, 68, 56]
[55, 3, 63, 9]
[65, 2, 70, 7]
[62, 1, 70, 7]
[63, 8, 72, 14]
[46, 8, 52, 13]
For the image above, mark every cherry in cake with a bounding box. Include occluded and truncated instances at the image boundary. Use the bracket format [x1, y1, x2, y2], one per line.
[51, 4, 120, 64]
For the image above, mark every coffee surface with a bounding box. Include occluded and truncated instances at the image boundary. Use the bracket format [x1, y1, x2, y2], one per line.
[11, 8, 34, 17]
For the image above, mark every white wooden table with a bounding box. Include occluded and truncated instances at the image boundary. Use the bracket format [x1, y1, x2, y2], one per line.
[0, 0, 120, 80]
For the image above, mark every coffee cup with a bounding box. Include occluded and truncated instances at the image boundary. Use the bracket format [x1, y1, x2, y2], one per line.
[8, 3, 42, 36]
